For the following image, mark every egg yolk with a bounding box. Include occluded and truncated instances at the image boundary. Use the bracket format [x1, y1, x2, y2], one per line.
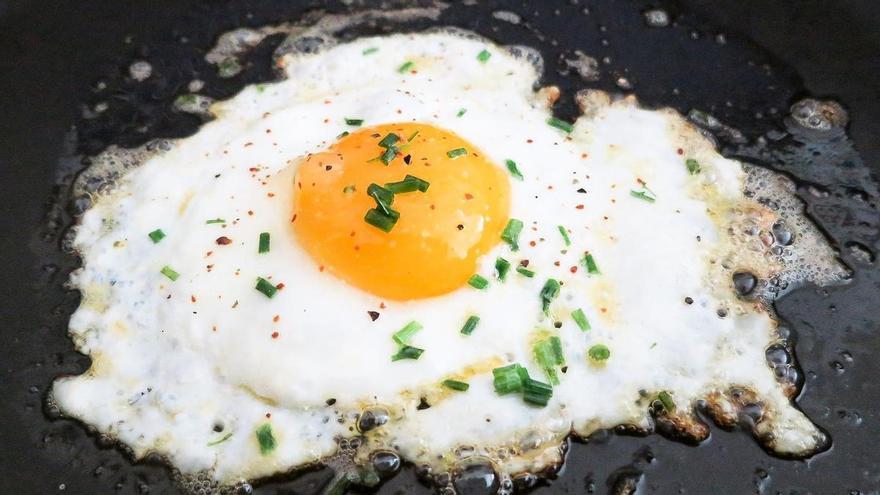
[292, 123, 510, 300]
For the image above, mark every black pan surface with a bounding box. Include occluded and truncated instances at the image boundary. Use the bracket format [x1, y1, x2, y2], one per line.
[1, 1, 878, 493]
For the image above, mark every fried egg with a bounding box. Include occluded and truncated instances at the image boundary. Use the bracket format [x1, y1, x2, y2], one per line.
[52, 30, 846, 492]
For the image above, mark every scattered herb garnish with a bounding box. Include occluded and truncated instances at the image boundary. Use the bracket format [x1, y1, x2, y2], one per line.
[364, 208, 399, 232]
[446, 147, 468, 159]
[505, 159, 524, 181]
[477, 49, 491, 63]
[392, 345, 424, 361]
[337, 131, 350, 139]
[398, 60, 415, 73]
[534, 338, 561, 385]
[501, 218, 524, 251]
[522, 376, 553, 406]
[255, 277, 278, 298]
[385, 175, 430, 193]
[630, 189, 657, 203]
[442, 379, 470, 391]
[582, 252, 600, 274]
[549, 336, 565, 365]
[160, 265, 179, 281]
[408, 130, 420, 142]
[343, 184, 357, 194]
[546, 117, 574, 133]
[378, 133, 400, 149]
[362, 47, 379, 55]
[207, 432, 233, 447]
[686, 158, 701, 175]
[148, 229, 166, 243]
[367, 183, 395, 214]
[516, 265, 535, 278]
[258, 232, 271, 254]
[539, 278, 561, 313]
[495, 257, 511, 281]
[392, 321, 423, 345]
[344, 118, 364, 126]
[468, 274, 489, 290]
[571, 308, 591, 331]
[460, 315, 480, 336]
[557, 225, 571, 246]
[379, 147, 399, 165]
[657, 390, 676, 412]
[456, 108, 467, 117]
[255, 423, 276, 455]
[588, 344, 610, 362]
[206, 218, 226, 224]
[492, 364, 527, 395]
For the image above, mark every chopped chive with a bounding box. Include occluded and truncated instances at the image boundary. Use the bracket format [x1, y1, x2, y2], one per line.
[549, 336, 565, 365]
[343, 184, 357, 194]
[516, 265, 535, 278]
[588, 344, 610, 362]
[495, 257, 511, 281]
[367, 183, 395, 214]
[446, 147, 468, 159]
[392, 321, 423, 345]
[255, 277, 278, 298]
[557, 225, 571, 246]
[258, 232, 270, 254]
[501, 218, 523, 251]
[686, 158, 701, 175]
[571, 308, 591, 331]
[468, 274, 489, 290]
[650, 342, 657, 349]
[379, 147, 398, 165]
[378, 133, 400, 149]
[522, 377, 553, 406]
[391, 345, 424, 361]
[583, 252, 600, 275]
[364, 207, 400, 232]
[540, 278, 561, 313]
[337, 131, 350, 139]
[385, 174, 430, 193]
[492, 364, 525, 395]
[477, 49, 491, 63]
[534, 339, 560, 385]
[460, 315, 480, 336]
[630, 189, 657, 203]
[546, 117, 574, 133]
[148, 229, 166, 243]
[255, 423, 276, 455]
[344, 118, 364, 126]
[160, 265, 179, 281]
[505, 159, 524, 181]
[206, 218, 225, 224]
[657, 390, 676, 412]
[362, 47, 379, 55]
[408, 130, 420, 142]
[456, 108, 467, 117]
[442, 379, 470, 391]
[398, 60, 415, 73]
[206, 432, 233, 447]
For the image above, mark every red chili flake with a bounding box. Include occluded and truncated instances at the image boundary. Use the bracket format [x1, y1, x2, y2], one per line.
[212, 325, 217, 332]
[553, 261, 560, 267]
[354, 245, 360, 251]
[380, 302, 386, 309]
[464, 193, 474, 200]
[576, 204, 585, 209]
[244, 142, 253, 147]
[206, 251, 214, 257]
[430, 204, 436, 210]
[323, 99, 332, 104]
[273, 315, 280, 323]
[206, 264, 214, 272]
[275, 283, 285, 290]
[527, 139, 534, 143]
[570, 266, 578, 273]
[248, 210, 254, 216]
[216, 236, 232, 245]
[677, 148, 684, 155]
[271, 331, 279, 339]
[291, 214, 298, 223]
[265, 412, 272, 418]
[520, 259, 530, 267]
[191, 295, 197, 303]
[323, 118, 330, 123]
[396, 108, 402, 114]
[319, 265, 325, 272]
[529, 240, 537, 247]
[581, 153, 588, 159]
[265, 129, 272, 134]
[325, 165, 333, 171]
[249, 167, 259, 172]
[367, 311, 380, 321]
[267, 192, 275, 197]
[603, 216, 609, 220]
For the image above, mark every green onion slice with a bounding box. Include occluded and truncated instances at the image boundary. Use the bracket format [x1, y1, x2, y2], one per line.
[446, 147, 468, 159]
[255, 277, 278, 298]
[477, 49, 491, 62]
[392, 345, 424, 361]
[344, 118, 364, 126]
[501, 218, 523, 251]
[456, 108, 467, 117]
[398, 61, 415, 73]
[505, 159, 524, 181]
[549, 336, 565, 365]
[148, 229, 166, 243]
[408, 130, 420, 142]
[533, 340, 560, 385]
[378, 133, 400, 149]
[367, 183, 395, 214]
[385, 175, 430, 193]
[160, 265, 179, 281]
[492, 364, 525, 395]
[442, 379, 470, 391]
[657, 390, 676, 412]
[364, 208, 400, 232]
[588, 344, 610, 362]
[495, 257, 511, 281]
[540, 278, 561, 313]
[255, 423, 276, 455]
[207, 432, 233, 447]
[557, 225, 571, 246]
[630, 189, 657, 203]
[686, 158, 701, 175]
[572, 308, 591, 331]
[206, 218, 225, 224]
[468, 274, 489, 290]
[460, 315, 480, 336]
[522, 377, 553, 406]
[546, 117, 574, 133]
[392, 321, 423, 345]
[516, 265, 535, 278]
[379, 147, 398, 165]
[362, 47, 379, 55]
[258, 232, 270, 254]
[583, 252, 600, 274]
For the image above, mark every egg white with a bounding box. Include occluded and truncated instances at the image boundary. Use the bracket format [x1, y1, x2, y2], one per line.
[53, 31, 845, 488]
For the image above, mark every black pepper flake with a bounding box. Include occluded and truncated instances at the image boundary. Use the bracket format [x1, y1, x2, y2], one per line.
[457, 224, 464, 230]
[368, 311, 380, 321]
[325, 165, 333, 171]
[577, 188, 587, 193]
[684, 297, 694, 305]
[326, 398, 337, 406]
[416, 398, 431, 410]
[403, 154, 412, 165]
[216, 236, 232, 245]
[553, 321, 562, 328]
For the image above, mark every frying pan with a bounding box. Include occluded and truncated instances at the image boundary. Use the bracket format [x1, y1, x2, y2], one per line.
[1, 0, 878, 493]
